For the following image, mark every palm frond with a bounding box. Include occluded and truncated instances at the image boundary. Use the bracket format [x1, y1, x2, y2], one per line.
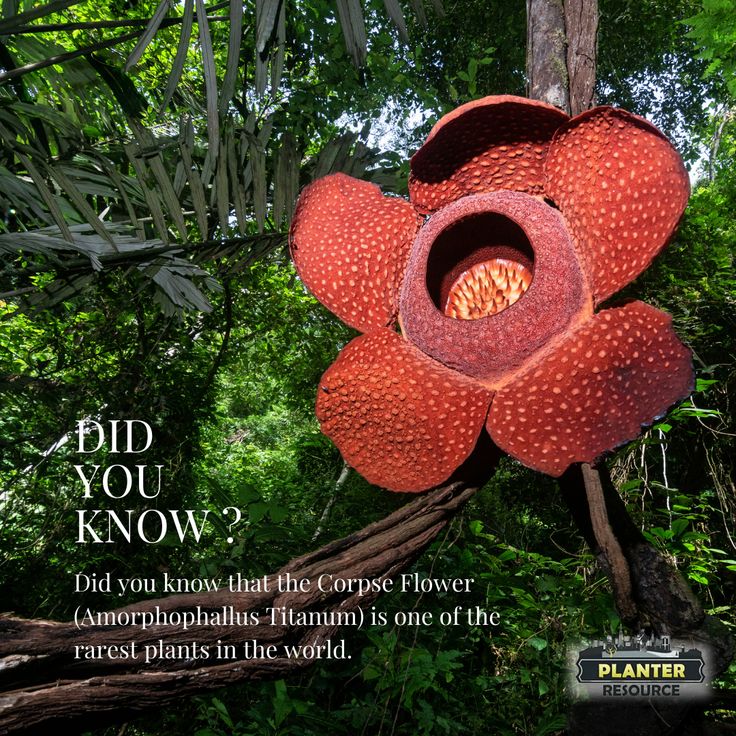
[124, 0, 172, 72]
[219, 0, 244, 114]
[0, 224, 220, 313]
[336, 0, 368, 67]
[196, 0, 220, 154]
[0, 0, 87, 35]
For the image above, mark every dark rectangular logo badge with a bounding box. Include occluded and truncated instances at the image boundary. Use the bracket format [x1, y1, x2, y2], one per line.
[577, 658, 704, 683]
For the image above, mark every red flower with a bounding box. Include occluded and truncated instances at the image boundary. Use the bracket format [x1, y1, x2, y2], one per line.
[289, 95, 693, 492]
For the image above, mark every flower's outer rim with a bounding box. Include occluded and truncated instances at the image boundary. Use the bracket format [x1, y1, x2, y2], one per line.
[420, 94, 569, 146]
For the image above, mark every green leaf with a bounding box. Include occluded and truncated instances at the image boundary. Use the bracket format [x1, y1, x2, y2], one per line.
[249, 502, 270, 523]
[196, 0, 219, 155]
[158, 0, 195, 116]
[125, 0, 172, 72]
[219, 0, 244, 114]
[527, 636, 547, 651]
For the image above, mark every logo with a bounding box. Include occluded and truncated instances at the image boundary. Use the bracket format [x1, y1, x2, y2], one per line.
[571, 629, 709, 700]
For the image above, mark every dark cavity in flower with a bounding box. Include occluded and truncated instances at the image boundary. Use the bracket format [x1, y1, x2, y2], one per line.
[425, 212, 535, 319]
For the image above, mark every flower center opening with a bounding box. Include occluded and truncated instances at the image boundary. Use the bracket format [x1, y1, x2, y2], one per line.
[444, 258, 533, 320]
[425, 211, 535, 320]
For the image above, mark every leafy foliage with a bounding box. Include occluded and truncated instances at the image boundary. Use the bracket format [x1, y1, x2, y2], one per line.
[685, 0, 736, 97]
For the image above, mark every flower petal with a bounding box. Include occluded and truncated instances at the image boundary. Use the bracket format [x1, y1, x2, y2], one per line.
[290, 173, 422, 332]
[545, 107, 690, 305]
[487, 301, 694, 477]
[316, 329, 493, 492]
[409, 95, 569, 215]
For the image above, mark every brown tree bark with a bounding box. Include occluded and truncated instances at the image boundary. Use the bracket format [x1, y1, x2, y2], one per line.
[526, 0, 570, 113]
[526, 0, 597, 116]
[0, 482, 480, 734]
[564, 0, 597, 115]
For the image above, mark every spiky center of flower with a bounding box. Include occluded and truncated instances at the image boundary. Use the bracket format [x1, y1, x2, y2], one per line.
[444, 258, 532, 320]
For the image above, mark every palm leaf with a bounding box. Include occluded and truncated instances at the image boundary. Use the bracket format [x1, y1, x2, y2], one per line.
[336, 0, 367, 67]
[0, 0, 86, 35]
[273, 132, 299, 227]
[383, 0, 409, 43]
[47, 164, 117, 248]
[0, 166, 51, 227]
[219, 0, 244, 114]
[226, 131, 248, 235]
[196, 0, 220, 154]
[15, 153, 73, 241]
[256, 0, 281, 53]
[0, 224, 221, 315]
[132, 126, 189, 242]
[215, 136, 230, 235]
[158, 0, 195, 115]
[270, 0, 286, 94]
[178, 122, 209, 238]
[408, 0, 428, 27]
[97, 155, 145, 240]
[124, 0, 172, 71]
[124, 142, 170, 243]
[429, 0, 444, 17]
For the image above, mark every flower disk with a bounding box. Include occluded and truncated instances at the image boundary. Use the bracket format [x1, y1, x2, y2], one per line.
[444, 258, 533, 320]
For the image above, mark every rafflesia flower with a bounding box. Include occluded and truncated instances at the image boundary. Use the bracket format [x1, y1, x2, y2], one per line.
[289, 95, 694, 492]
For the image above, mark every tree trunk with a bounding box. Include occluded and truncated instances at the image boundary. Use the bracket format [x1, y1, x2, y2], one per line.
[526, 0, 570, 113]
[564, 0, 597, 115]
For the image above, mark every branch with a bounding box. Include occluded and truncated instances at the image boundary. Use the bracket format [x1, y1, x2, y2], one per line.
[312, 461, 351, 543]
[0, 481, 480, 734]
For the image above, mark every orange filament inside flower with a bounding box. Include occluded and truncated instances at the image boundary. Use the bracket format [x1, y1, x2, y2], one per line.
[444, 258, 533, 320]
